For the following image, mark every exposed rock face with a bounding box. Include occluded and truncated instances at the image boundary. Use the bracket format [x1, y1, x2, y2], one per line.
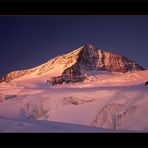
[77, 44, 99, 70]
[62, 64, 85, 83]
[0, 44, 145, 84]
[96, 50, 144, 73]
[48, 64, 86, 85]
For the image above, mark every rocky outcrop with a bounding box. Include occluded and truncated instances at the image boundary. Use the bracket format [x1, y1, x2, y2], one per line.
[48, 64, 86, 85]
[62, 64, 85, 83]
[96, 50, 145, 73]
[145, 81, 148, 86]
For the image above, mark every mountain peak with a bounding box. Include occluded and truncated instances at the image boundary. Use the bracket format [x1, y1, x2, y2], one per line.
[82, 44, 96, 49]
[0, 44, 145, 83]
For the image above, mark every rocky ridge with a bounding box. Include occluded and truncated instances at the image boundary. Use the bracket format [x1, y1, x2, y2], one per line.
[48, 44, 144, 84]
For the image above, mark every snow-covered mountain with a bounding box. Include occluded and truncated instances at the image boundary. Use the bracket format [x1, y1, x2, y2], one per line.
[0, 44, 147, 132]
[0, 44, 144, 83]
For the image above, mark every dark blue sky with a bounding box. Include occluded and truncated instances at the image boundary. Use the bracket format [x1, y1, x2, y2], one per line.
[0, 16, 148, 76]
